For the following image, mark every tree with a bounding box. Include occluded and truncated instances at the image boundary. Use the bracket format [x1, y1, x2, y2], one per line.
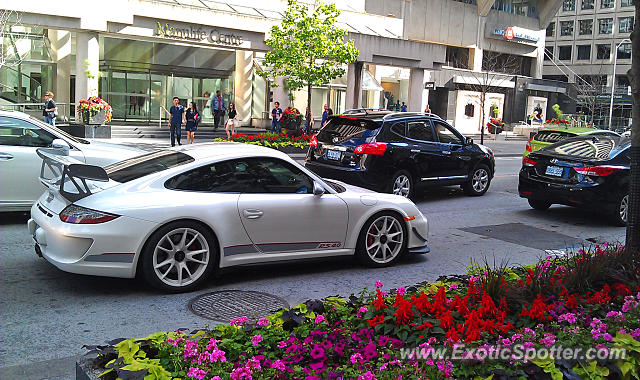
[574, 72, 609, 127]
[626, 2, 640, 252]
[259, 0, 359, 129]
[456, 51, 519, 144]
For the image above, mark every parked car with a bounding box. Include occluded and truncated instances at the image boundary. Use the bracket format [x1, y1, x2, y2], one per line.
[28, 142, 430, 292]
[523, 127, 619, 157]
[0, 110, 144, 212]
[518, 134, 630, 226]
[305, 111, 495, 198]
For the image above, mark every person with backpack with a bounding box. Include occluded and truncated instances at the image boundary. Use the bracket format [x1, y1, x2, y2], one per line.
[43, 91, 57, 126]
[185, 101, 201, 144]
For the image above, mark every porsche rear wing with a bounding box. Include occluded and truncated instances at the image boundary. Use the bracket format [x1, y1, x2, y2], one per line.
[36, 148, 109, 202]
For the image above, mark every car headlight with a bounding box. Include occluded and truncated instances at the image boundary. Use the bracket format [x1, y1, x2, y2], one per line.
[478, 144, 494, 157]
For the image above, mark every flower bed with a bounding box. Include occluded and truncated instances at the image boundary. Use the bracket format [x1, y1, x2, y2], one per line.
[214, 133, 311, 151]
[544, 119, 570, 126]
[86, 244, 640, 379]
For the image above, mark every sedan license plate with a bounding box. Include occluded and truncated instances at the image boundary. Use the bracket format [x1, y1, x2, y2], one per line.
[545, 165, 564, 177]
[327, 150, 342, 161]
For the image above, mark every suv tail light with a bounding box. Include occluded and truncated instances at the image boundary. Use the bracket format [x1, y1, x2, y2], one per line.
[525, 135, 534, 152]
[354, 142, 387, 156]
[60, 205, 119, 224]
[310, 134, 318, 148]
[574, 165, 625, 177]
[522, 157, 538, 167]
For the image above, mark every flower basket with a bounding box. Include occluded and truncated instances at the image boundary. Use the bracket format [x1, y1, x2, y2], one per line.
[486, 118, 505, 134]
[77, 96, 113, 126]
[282, 107, 303, 136]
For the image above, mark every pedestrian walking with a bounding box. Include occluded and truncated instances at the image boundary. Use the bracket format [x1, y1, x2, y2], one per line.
[168, 97, 185, 147]
[424, 104, 431, 114]
[137, 91, 145, 115]
[226, 102, 238, 139]
[212, 90, 225, 130]
[271, 101, 283, 134]
[400, 102, 407, 112]
[129, 93, 137, 115]
[321, 104, 333, 127]
[185, 101, 200, 144]
[304, 107, 314, 134]
[43, 91, 57, 126]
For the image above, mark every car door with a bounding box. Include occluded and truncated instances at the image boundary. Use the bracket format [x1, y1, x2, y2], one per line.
[431, 119, 470, 180]
[236, 157, 349, 253]
[0, 116, 84, 210]
[405, 119, 442, 183]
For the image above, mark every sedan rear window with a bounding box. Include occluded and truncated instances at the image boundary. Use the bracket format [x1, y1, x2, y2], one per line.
[547, 137, 618, 160]
[316, 118, 380, 144]
[105, 151, 194, 183]
[534, 130, 576, 143]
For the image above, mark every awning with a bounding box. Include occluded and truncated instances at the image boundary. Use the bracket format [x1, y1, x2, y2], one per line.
[526, 83, 567, 94]
[362, 69, 384, 91]
[454, 74, 515, 89]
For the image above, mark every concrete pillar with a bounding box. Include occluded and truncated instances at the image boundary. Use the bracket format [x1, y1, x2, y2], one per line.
[408, 68, 427, 112]
[48, 30, 71, 121]
[234, 50, 252, 126]
[345, 62, 363, 109]
[531, 47, 544, 79]
[272, 77, 289, 109]
[75, 32, 99, 121]
[470, 47, 483, 72]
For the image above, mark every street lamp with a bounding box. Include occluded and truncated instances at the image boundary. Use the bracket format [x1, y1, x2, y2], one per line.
[608, 38, 631, 130]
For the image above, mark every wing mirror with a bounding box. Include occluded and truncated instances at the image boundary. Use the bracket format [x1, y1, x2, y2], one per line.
[51, 139, 70, 156]
[313, 181, 325, 196]
[465, 137, 474, 146]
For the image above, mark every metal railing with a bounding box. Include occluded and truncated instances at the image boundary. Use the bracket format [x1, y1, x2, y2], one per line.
[0, 102, 73, 122]
[159, 106, 171, 128]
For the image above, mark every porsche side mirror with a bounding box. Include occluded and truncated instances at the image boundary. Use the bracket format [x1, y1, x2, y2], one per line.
[51, 139, 70, 156]
[465, 137, 474, 146]
[313, 182, 325, 196]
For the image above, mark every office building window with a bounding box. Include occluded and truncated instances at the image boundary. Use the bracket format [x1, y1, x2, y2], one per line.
[577, 45, 591, 60]
[621, 0, 634, 7]
[619, 17, 634, 33]
[560, 21, 574, 36]
[559, 45, 572, 60]
[563, 0, 575, 10]
[596, 44, 611, 59]
[546, 22, 556, 37]
[579, 19, 593, 34]
[599, 18, 613, 34]
[544, 46, 554, 60]
[581, 0, 595, 8]
[617, 43, 632, 59]
[600, 0, 614, 7]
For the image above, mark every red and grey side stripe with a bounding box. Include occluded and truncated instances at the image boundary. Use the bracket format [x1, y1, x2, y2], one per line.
[224, 242, 342, 256]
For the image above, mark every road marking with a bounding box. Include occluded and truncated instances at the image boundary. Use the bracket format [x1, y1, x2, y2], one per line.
[496, 157, 522, 160]
[494, 174, 518, 178]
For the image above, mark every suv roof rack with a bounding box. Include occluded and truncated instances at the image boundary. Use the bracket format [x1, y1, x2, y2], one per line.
[381, 112, 444, 120]
[342, 108, 390, 115]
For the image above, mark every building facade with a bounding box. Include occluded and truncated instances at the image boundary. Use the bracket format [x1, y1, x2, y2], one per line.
[543, 0, 633, 129]
[1, 0, 562, 135]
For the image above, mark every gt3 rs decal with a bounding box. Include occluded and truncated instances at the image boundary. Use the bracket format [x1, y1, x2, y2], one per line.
[224, 242, 342, 256]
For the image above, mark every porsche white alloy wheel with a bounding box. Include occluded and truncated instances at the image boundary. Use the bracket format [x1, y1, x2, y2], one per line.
[365, 215, 404, 264]
[153, 228, 210, 287]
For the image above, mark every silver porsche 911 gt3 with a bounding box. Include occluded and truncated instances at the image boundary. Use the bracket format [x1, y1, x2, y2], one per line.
[28, 142, 429, 292]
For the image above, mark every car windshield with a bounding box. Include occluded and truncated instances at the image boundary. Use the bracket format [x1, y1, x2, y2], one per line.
[26, 115, 90, 144]
[105, 151, 194, 183]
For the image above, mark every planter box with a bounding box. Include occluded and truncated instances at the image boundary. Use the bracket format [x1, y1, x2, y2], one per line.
[82, 110, 107, 126]
[273, 145, 308, 154]
[57, 125, 111, 139]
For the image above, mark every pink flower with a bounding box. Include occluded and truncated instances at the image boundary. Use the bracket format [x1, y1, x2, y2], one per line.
[375, 281, 383, 288]
[540, 333, 556, 348]
[350, 353, 363, 364]
[257, 317, 270, 326]
[230, 316, 248, 326]
[315, 315, 326, 324]
[358, 371, 376, 380]
[251, 334, 263, 346]
[603, 333, 613, 342]
[212, 377, 222, 380]
[558, 313, 577, 324]
[271, 359, 286, 371]
[397, 286, 406, 295]
[230, 366, 252, 380]
[449, 283, 459, 290]
[187, 367, 208, 380]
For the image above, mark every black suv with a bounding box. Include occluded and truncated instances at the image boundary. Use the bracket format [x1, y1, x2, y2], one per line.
[305, 110, 495, 198]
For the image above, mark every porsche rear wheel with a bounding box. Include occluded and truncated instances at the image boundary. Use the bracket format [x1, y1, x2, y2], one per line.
[356, 212, 407, 267]
[141, 221, 217, 292]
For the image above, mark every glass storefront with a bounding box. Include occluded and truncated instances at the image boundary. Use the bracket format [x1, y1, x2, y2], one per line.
[99, 36, 235, 124]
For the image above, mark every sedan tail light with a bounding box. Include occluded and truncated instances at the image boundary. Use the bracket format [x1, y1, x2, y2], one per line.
[522, 157, 538, 167]
[354, 142, 387, 155]
[60, 205, 119, 224]
[309, 134, 318, 148]
[574, 165, 625, 177]
[525, 136, 534, 152]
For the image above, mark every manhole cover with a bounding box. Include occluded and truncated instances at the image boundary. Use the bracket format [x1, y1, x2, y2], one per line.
[188, 290, 289, 322]
[460, 222, 582, 250]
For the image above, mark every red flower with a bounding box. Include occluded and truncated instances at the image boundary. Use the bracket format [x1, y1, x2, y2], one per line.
[367, 315, 384, 327]
[393, 294, 414, 325]
[373, 289, 386, 311]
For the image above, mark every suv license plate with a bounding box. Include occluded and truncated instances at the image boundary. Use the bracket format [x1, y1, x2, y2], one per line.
[545, 165, 563, 177]
[327, 150, 342, 161]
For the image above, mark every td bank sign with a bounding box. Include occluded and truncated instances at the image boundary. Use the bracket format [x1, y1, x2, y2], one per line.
[155, 22, 244, 46]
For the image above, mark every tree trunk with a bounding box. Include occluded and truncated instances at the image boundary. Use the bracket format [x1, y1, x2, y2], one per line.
[480, 91, 485, 145]
[626, 1, 640, 253]
[307, 81, 312, 130]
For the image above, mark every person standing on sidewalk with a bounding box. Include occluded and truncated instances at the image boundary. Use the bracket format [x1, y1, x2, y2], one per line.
[212, 90, 225, 130]
[321, 104, 333, 127]
[304, 107, 314, 134]
[225, 102, 238, 139]
[168, 97, 185, 147]
[185, 101, 200, 144]
[43, 92, 57, 126]
[271, 101, 283, 134]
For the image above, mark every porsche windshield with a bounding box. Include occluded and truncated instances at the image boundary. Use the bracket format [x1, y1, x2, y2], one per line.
[105, 151, 194, 183]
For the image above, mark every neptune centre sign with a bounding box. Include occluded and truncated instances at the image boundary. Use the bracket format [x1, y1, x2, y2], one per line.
[155, 22, 244, 46]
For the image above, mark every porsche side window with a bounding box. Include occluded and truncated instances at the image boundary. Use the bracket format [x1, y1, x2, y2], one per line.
[0, 116, 56, 147]
[243, 158, 314, 194]
[165, 160, 249, 192]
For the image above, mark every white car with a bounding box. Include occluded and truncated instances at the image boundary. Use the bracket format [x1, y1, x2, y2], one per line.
[28, 143, 430, 292]
[0, 110, 144, 211]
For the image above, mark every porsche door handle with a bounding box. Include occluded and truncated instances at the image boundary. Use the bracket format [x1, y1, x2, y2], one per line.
[0, 153, 14, 161]
[243, 209, 264, 219]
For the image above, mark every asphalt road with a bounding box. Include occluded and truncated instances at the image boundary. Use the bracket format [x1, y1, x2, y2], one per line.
[0, 157, 627, 379]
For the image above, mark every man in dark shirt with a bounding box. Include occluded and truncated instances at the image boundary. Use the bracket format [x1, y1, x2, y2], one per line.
[321, 104, 333, 127]
[271, 101, 283, 133]
[168, 97, 185, 146]
[212, 90, 225, 130]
